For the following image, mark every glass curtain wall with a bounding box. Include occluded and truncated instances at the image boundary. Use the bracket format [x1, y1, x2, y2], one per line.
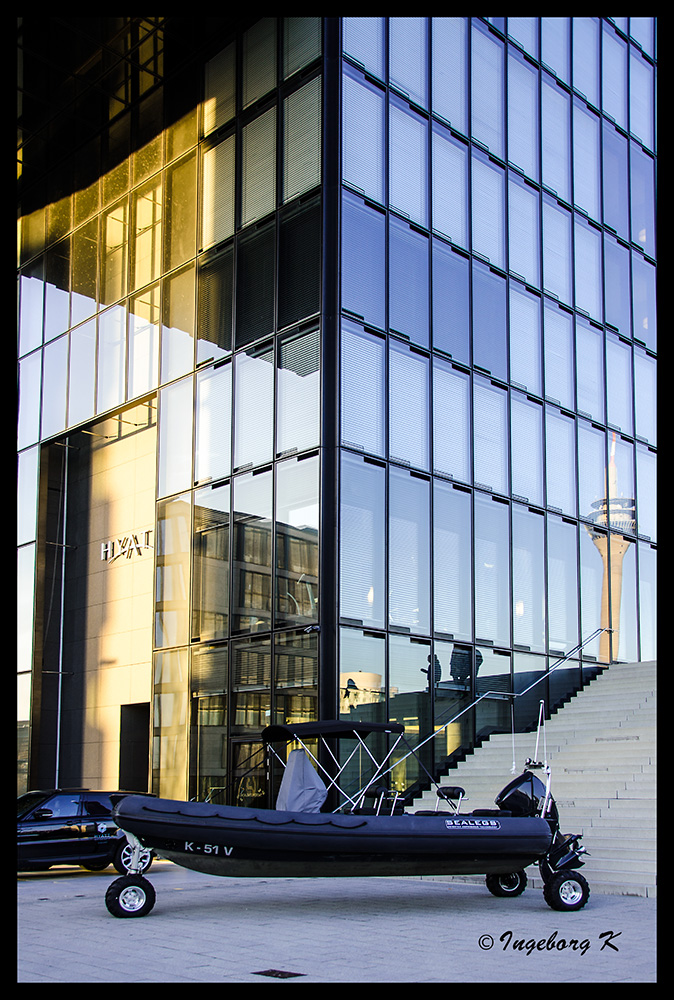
[338, 16, 657, 795]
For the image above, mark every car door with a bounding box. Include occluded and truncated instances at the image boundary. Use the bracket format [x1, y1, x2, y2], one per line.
[18, 792, 84, 866]
[79, 792, 118, 863]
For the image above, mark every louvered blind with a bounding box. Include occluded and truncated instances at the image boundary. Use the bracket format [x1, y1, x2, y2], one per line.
[342, 66, 385, 204]
[203, 43, 235, 136]
[471, 25, 504, 158]
[243, 18, 276, 110]
[433, 360, 470, 481]
[389, 343, 429, 470]
[508, 177, 539, 289]
[283, 17, 321, 79]
[471, 154, 504, 269]
[242, 107, 277, 227]
[473, 378, 508, 495]
[432, 125, 467, 247]
[389, 99, 427, 226]
[432, 17, 467, 133]
[283, 75, 321, 203]
[201, 136, 234, 250]
[507, 51, 538, 181]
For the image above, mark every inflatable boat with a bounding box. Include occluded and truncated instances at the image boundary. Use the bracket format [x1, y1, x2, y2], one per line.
[105, 718, 590, 917]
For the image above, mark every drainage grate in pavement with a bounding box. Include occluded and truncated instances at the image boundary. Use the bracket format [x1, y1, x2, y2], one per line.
[253, 969, 306, 979]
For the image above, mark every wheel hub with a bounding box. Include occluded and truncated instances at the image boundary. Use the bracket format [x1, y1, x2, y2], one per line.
[119, 884, 148, 912]
[558, 878, 584, 905]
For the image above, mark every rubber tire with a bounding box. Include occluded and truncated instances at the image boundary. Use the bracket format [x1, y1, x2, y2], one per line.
[113, 839, 153, 875]
[105, 875, 156, 918]
[485, 869, 528, 897]
[543, 871, 590, 912]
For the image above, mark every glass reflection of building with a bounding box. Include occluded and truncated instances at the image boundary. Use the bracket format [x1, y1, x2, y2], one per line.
[18, 18, 656, 805]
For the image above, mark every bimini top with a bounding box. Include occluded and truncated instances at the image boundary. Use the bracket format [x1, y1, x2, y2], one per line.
[261, 720, 405, 743]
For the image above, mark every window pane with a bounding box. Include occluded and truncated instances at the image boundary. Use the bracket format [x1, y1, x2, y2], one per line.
[576, 318, 604, 421]
[100, 198, 127, 306]
[389, 634, 431, 775]
[543, 300, 574, 410]
[547, 513, 579, 653]
[578, 420, 605, 521]
[162, 264, 195, 383]
[473, 375, 508, 495]
[44, 241, 70, 342]
[275, 455, 319, 628]
[572, 17, 599, 107]
[341, 191, 386, 330]
[195, 362, 232, 485]
[508, 49, 538, 180]
[202, 137, 235, 250]
[339, 627, 385, 722]
[71, 220, 98, 327]
[232, 470, 273, 633]
[340, 452, 386, 628]
[342, 64, 385, 204]
[579, 525, 606, 661]
[283, 76, 321, 202]
[277, 327, 320, 455]
[432, 125, 468, 248]
[638, 542, 656, 660]
[472, 261, 507, 382]
[242, 19, 276, 110]
[630, 143, 656, 259]
[17, 351, 41, 449]
[158, 376, 193, 498]
[198, 248, 232, 365]
[543, 198, 572, 305]
[283, 17, 321, 80]
[342, 17, 385, 81]
[231, 636, 271, 735]
[389, 467, 430, 634]
[512, 505, 546, 652]
[602, 122, 629, 241]
[471, 23, 504, 158]
[242, 107, 277, 228]
[389, 341, 429, 471]
[508, 175, 540, 288]
[630, 48, 654, 150]
[511, 393, 543, 506]
[631, 252, 656, 352]
[236, 219, 275, 348]
[634, 349, 656, 445]
[165, 152, 196, 272]
[432, 241, 469, 363]
[96, 305, 126, 414]
[389, 97, 428, 227]
[574, 217, 602, 322]
[573, 101, 600, 221]
[193, 483, 230, 641]
[541, 79, 571, 203]
[389, 216, 429, 346]
[131, 177, 162, 292]
[474, 493, 510, 646]
[433, 358, 470, 482]
[602, 25, 627, 131]
[432, 17, 468, 134]
[433, 481, 472, 640]
[546, 407, 576, 515]
[390, 17, 428, 108]
[155, 495, 191, 648]
[636, 445, 657, 541]
[274, 629, 318, 728]
[341, 320, 385, 456]
[204, 43, 235, 135]
[41, 335, 68, 439]
[128, 285, 160, 400]
[234, 343, 274, 470]
[606, 334, 633, 435]
[541, 17, 570, 85]
[472, 151, 505, 269]
[510, 285, 541, 394]
[604, 234, 631, 337]
[278, 196, 321, 329]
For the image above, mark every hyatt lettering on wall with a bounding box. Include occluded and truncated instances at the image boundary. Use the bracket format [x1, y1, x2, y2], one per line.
[101, 530, 153, 563]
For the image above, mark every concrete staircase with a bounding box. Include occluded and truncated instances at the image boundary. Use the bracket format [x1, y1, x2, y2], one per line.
[410, 660, 656, 897]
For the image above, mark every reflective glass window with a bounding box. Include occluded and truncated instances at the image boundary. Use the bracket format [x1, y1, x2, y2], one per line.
[231, 636, 271, 735]
[18, 546, 36, 674]
[232, 470, 273, 634]
[507, 49, 538, 181]
[472, 262, 507, 382]
[233, 343, 274, 470]
[432, 241, 469, 364]
[543, 301, 574, 410]
[541, 79, 571, 203]
[241, 107, 277, 228]
[472, 151, 505, 270]
[511, 392, 543, 507]
[164, 152, 197, 272]
[629, 48, 654, 151]
[432, 17, 468, 135]
[602, 25, 628, 131]
[574, 217, 602, 322]
[96, 304, 126, 414]
[100, 198, 128, 307]
[575, 318, 604, 421]
[162, 264, 195, 382]
[433, 481, 472, 640]
[389, 634, 432, 775]
[547, 513, 579, 653]
[578, 420, 606, 521]
[630, 143, 656, 259]
[545, 407, 576, 515]
[510, 285, 541, 395]
[158, 376, 193, 498]
[275, 454, 319, 628]
[474, 493, 511, 647]
[638, 542, 657, 661]
[198, 248, 232, 365]
[512, 505, 546, 652]
[70, 220, 98, 327]
[40, 335, 68, 439]
[195, 361, 232, 485]
[389, 341, 430, 471]
[44, 241, 70, 343]
[339, 452, 386, 628]
[193, 483, 230, 642]
[631, 252, 656, 352]
[541, 17, 570, 85]
[572, 17, 599, 107]
[67, 320, 96, 427]
[277, 327, 320, 456]
[389, 217, 429, 347]
[131, 177, 162, 292]
[341, 320, 385, 457]
[389, 97, 428, 227]
[274, 629, 318, 728]
[341, 191, 386, 330]
[339, 627, 385, 723]
[603, 234, 631, 338]
[242, 19, 276, 110]
[155, 496, 191, 649]
[608, 434, 635, 532]
[431, 124, 468, 249]
[634, 349, 656, 445]
[202, 136, 235, 251]
[283, 76, 321, 203]
[573, 101, 600, 221]
[17, 446, 39, 546]
[616, 540, 638, 662]
[342, 64, 385, 204]
[236, 219, 275, 348]
[390, 17, 428, 109]
[471, 22, 504, 159]
[508, 175, 540, 289]
[579, 524, 606, 661]
[19, 264, 44, 357]
[278, 196, 321, 330]
[203, 43, 235, 136]
[283, 17, 321, 80]
[602, 123, 629, 242]
[433, 358, 470, 482]
[606, 334, 633, 435]
[18, 351, 41, 449]
[542, 197, 572, 305]
[342, 16, 385, 81]
[389, 466, 430, 634]
[473, 375, 508, 496]
[128, 285, 160, 400]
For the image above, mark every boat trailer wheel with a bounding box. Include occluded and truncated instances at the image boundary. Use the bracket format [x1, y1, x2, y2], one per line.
[105, 875, 156, 918]
[543, 871, 590, 912]
[485, 869, 528, 897]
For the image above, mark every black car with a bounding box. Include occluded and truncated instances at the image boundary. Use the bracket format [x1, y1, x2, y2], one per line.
[17, 789, 153, 875]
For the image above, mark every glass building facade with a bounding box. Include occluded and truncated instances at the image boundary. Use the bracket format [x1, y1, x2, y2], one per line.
[18, 17, 656, 804]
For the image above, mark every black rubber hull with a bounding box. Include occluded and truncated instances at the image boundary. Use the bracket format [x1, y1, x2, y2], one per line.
[114, 795, 553, 878]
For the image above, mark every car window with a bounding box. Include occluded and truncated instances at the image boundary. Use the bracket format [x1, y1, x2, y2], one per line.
[17, 791, 51, 819]
[81, 793, 113, 818]
[34, 793, 81, 819]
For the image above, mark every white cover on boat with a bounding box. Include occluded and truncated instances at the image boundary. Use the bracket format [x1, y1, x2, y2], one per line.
[276, 748, 328, 813]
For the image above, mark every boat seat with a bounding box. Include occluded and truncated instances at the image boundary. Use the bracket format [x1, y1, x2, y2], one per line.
[413, 785, 465, 816]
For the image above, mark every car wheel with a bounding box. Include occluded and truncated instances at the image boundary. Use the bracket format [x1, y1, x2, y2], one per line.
[113, 838, 153, 875]
[485, 869, 528, 897]
[105, 875, 156, 918]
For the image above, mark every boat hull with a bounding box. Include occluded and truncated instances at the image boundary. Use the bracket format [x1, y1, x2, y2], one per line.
[114, 795, 553, 878]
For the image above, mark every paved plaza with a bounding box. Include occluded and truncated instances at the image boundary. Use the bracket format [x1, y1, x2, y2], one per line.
[18, 859, 656, 983]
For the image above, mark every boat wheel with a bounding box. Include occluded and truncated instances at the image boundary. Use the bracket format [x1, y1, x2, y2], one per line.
[543, 871, 590, 912]
[485, 870, 528, 897]
[105, 875, 156, 918]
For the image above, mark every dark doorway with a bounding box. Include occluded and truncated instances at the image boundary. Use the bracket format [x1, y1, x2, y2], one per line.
[119, 703, 150, 792]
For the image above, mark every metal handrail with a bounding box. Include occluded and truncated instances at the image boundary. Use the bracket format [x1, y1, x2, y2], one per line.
[375, 626, 613, 785]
